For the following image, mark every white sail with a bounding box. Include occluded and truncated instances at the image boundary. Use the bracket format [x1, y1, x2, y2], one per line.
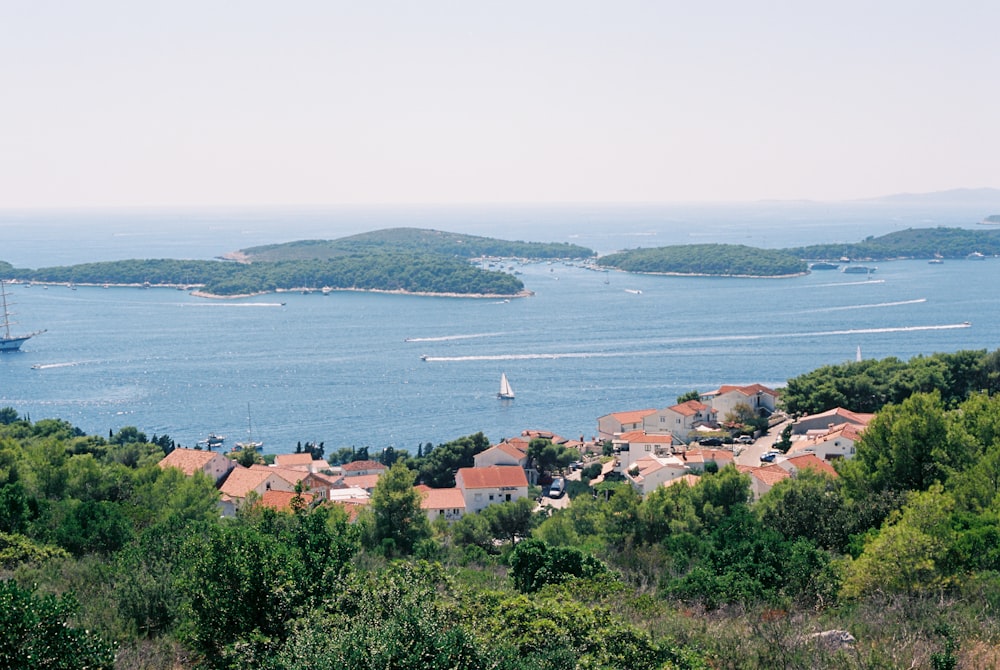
[498, 372, 515, 399]
[856, 346, 862, 362]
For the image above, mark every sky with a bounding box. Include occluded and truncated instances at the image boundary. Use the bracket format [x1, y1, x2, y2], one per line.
[2, 1, 998, 208]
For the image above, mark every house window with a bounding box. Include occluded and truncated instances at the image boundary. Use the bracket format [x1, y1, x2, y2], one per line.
[505, 494, 511, 501]
[660, 416, 665, 423]
[489, 494, 494, 501]
[676, 418, 681, 424]
[474, 493, 482, 501]
[645, 444, 652, 451]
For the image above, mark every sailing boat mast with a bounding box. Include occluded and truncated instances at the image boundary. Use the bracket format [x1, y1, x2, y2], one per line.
[498, 372, 515, 400]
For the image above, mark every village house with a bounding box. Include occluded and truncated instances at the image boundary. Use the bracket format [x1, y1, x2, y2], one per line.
[643, 400, 717, 442]
[597, 408, 657, 441]
[774, 453, 840, 478]
[787, 422, 865, 461]
[624, 454, 692, 496]
[341, 459, 387, 477]
[791, 407, 874, 435]
[612, 430, 676, 473]
[218, 466, 296, 516]
[258, 489, 315, 513]
[736, 464, 792, 500]
[415, 484, 466, 522]
[158, 447, 235, 484]
[455, 465, 529, 514]
[677, 447, 735, 473]
[473, 439, 538, 484]
[701, 384, 779, 420]
[273, 452, 332, 473]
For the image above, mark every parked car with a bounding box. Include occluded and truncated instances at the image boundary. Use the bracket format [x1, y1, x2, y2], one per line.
[549, 477, 566, 498]
[699, 437, 723, 447]
[760, 450, 780, 463]
[736, 435, 754, 444]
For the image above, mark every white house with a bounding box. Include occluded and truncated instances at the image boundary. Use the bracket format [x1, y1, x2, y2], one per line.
[624, 455, 692, 496]
[473, 440, 537, 485]
[643, 400, 717, 441]
[455, 466, 529, 514]
[701, 384, 779, 420]
[788, 422, 865, 461]
[218, 466, 296, 516]
[677, 447, 735, 473]
[340, 460, 387, 477]
[597, 408, 657, 441]
[612, 430, 676, 473]
[791, 407, 874, 435]
[416, 485, 466, 522]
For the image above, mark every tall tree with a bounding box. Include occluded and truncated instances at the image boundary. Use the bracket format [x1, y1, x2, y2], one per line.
[369, 462, 430, 556]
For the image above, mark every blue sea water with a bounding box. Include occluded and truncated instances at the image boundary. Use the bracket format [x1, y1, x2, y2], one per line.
[0, 202, 998, 453]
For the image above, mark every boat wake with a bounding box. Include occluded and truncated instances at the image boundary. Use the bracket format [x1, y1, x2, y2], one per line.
[421, 323, 972, 362]
[808, 279, 886, 288]
[184, 302, 286, 307]
[31, 361, 85, 370]
[797, 298, 927, 314]
[405, 332, 505, 343]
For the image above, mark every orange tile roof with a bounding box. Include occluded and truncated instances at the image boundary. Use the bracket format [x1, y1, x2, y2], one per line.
[666, 474, 702, 488]
[608, 409, 658, 424]
[670, 399, 711, 416]
[259, 489, 314, 511]
[682, 448, 735, 464]
[616, 430, 674, 444]
[495, 442, 528, 459]
[158, 448, 223, 476]
[273, 453, 315, 468]
[341, 460, 386, 472]
[711, 384, 779, 397]
[219, 467, 273, 498]
[784, 454, 839, 478]
[748, 465, 792, 486]
[457, 466, 528, 489]
[250, 463, 308, 486]
[348, 474, 383, 491]
[331, 500, 368, 523]
[415, 485, 467, 511]
[800, 407, 875, 426]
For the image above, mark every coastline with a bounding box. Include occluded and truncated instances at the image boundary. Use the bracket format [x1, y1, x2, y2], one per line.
[605, 269, 810, 279]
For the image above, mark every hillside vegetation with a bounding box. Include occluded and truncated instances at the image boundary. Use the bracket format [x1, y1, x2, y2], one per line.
[597, 244, 807, 276]
[5, 349, 1000, 667]
[239, 227, 595, 262]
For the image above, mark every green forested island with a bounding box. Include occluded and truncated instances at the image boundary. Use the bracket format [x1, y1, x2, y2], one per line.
[4, 226, 999, 295]
[786, 226, 1000, 261]
[2, 228, 595, 297]
[5, 349, 1000, 668]
[236, 227, 595, 262]
[597, 244, 808, 276]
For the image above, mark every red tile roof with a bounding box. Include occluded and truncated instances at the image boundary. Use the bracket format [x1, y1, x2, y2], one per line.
[669, 399, 712, 416]
[341, 460, 386, 473]
[158, 448, 223, 476]
[784, 454, 839, 478]
[273, 453, 316, 468]
[457, 466, 528, 489]
[616, 430, 674, 444]
[711, 384, 779, 397]
[250, 463, 308, 486]
[259, 489, 313, 511]
[608, 409, 658, 424]
[415, 485, 467, 511]
[219, 467, 273, 498]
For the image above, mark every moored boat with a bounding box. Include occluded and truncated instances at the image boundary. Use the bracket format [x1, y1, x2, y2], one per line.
[1, 280, 46, 352]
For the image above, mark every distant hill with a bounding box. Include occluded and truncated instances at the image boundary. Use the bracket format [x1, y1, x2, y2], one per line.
[860, 187, 1000, 207]
[237, 227, 594, 262]
[786, 226, 1000, 260]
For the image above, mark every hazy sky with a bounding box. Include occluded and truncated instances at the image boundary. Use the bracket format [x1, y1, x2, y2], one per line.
[3, 1, 998, 208]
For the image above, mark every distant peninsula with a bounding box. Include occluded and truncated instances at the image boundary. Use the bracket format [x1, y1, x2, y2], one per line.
[784, 226, 1000, 261]
[597, 244, 808, 277]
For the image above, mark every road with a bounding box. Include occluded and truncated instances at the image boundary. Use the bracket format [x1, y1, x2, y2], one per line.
[734, 420, 790, 466]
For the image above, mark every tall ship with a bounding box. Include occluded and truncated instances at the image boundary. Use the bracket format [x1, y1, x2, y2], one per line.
[1, 280, 45, 352]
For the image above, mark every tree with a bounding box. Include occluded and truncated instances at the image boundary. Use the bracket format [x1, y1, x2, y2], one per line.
[369, 462, 430, 556]
[676, 390, 700, 404]
[527, 438, 575, 476]
[509, 538, 606, 593]
[756, 468, 848, 551]
[481, 497, 535, 547]
[0, 580, 115, 669]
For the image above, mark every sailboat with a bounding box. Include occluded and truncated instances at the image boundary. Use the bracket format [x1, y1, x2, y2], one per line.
[856, 346, 862, 363]
[498, 372, 515, 400]
[235, 403, 263, 450]
[1, 280, 46, 352]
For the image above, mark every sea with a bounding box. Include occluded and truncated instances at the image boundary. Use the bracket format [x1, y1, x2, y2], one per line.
[1, 200, 998, 455]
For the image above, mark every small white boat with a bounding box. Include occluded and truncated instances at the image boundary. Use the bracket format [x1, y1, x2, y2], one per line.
[498, 372, 515, 400]
[624, 288, 642, 295]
